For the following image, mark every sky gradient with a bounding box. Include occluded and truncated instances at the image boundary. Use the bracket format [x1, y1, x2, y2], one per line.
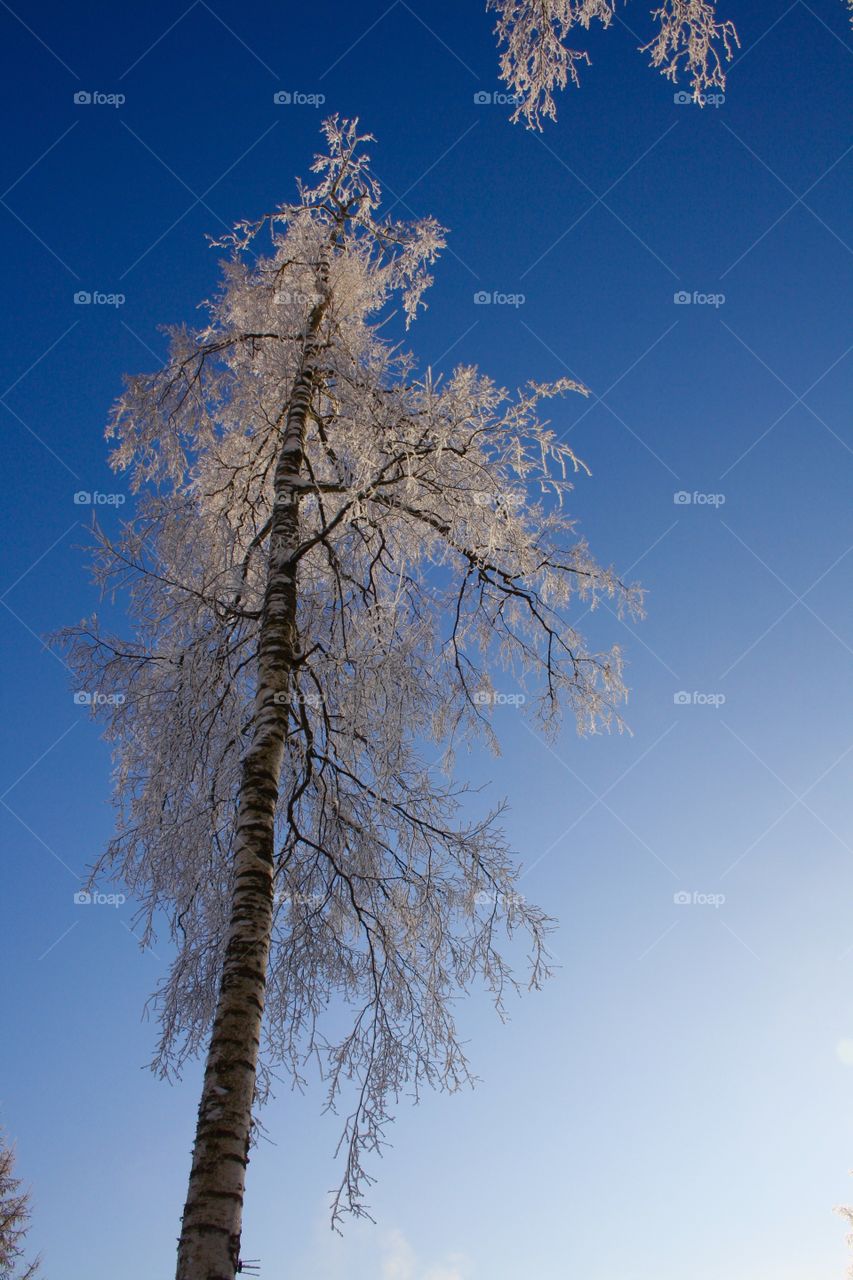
[1, 2, 852, 1277]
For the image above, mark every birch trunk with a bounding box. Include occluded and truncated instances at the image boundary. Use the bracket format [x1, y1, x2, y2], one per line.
[175, 276, 329, 1280]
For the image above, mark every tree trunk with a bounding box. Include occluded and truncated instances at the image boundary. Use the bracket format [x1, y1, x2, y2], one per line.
[175, 273, 329, 1280]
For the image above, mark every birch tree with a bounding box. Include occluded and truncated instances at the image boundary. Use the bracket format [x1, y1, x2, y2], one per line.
[489, 1, 853, 128]
[488, 0, 740, 127]
[63, 118, 641, 1280]
[0, 1134, 41, 1280]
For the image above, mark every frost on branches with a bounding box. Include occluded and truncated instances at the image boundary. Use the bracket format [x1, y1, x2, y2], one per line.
[63, 119, 641, 1252]
[0, 1134, 40, 1280]
[488, 0, 739, 127]
[838, 1194, 853, 1278]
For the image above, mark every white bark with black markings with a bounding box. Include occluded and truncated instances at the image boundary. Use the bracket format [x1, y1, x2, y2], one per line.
[62, 118, 643, 1279]
[175, 273, 330, 1280]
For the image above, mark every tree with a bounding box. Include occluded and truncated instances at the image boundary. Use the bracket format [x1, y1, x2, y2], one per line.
[488, 0, 739, 127]
[63, 118, 641, 1280]
[0, 1133, 41, 1280]
[487, 1, 853, 128]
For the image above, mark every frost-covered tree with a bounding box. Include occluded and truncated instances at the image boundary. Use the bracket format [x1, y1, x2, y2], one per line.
[488, 0, 739, 127]
[838, 1192, 853, 1277]
[63, 118, 641, 1280]
[0, 1133, 41, 1280]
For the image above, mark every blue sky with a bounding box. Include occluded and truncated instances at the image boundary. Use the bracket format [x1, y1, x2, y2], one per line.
[1, 2, 852, 1277]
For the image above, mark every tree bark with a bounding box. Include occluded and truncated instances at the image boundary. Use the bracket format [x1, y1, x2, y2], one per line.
[175, 269, 329, 1280]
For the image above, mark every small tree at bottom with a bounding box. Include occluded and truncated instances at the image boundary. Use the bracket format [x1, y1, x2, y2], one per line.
[0, 1133, 41, 1280]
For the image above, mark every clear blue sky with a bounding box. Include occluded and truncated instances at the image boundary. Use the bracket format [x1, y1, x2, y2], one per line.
[1, 2, 852, 1277]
